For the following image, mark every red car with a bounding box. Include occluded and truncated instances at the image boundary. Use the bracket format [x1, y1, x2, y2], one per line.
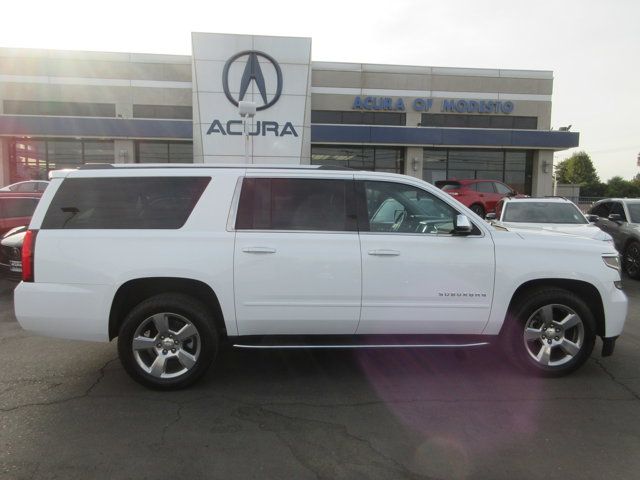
[0, 196, 40, 235]
[435, 179, 517, 217]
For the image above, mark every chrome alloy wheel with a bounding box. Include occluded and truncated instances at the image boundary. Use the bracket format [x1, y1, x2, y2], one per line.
[523, 304, 585, 367]
[131, 312, 201, 379]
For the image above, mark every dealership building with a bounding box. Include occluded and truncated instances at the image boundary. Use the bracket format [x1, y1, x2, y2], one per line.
[0, 33, 578, 195]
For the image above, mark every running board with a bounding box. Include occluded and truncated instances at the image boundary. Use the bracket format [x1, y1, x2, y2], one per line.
[229, 334, 493, 350]
[233, 342, 490, 350]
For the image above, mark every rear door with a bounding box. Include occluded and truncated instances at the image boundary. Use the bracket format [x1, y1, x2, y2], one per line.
[475, 181, 498, 212]
[233, 174, 362, 335]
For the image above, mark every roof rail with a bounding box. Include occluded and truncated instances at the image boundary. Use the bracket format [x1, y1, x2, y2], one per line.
[78, 163, 115, 170]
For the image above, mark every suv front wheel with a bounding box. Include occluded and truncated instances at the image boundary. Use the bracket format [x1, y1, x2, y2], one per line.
[117, 293, 218, 389]
[503, 288, 596, 376]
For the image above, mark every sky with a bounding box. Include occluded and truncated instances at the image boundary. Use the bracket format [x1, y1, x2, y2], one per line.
[1, 0, 638, 181]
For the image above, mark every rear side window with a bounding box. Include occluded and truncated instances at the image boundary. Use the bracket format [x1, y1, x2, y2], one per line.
[476, 182, 494, 193]
[235, 178, 356, 232]
[41, 177, 210, 229]
[1, 198, 39, 218]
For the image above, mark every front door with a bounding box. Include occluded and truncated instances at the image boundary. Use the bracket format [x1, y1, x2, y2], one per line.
[356, 178, 495, 335]
[233, 175, 361, 335]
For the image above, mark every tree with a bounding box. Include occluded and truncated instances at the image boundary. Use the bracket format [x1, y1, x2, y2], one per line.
[554, 151, 600, 185]
[606, 176, 640, 198]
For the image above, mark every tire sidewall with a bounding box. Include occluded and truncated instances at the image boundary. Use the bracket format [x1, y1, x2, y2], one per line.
[504, 289, 596, 377]
[118, 293, 218, 390]
[624, 241, 640, 279]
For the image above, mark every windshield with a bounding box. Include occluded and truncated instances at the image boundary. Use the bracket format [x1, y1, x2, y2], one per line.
[502, 202, 588, 224]
[627, 203, 640, 223]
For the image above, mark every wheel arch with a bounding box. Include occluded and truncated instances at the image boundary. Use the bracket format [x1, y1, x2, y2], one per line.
[503, 278, 605, 338]
[109, 277, 226, 341]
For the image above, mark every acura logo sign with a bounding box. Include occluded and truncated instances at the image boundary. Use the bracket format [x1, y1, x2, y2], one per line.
[222, 50, 283, 111]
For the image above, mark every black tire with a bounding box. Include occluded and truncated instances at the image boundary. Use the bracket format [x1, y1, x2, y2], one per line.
[117, 293, 218, 390]
[502, 288, 596, 377]
[624, 241, 640, 279]
[470, 204, 485, 218]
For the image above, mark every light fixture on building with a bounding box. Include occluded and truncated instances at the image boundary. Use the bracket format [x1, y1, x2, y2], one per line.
[542, 160, 552, 174]
[119, 149, 128, 162]
[558, 125, 572, 131]
[412, 157, 419, 172]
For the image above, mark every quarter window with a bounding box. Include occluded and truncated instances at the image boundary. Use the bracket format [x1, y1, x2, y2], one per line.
[361, 181, 457, 234]
[41, 177, 210, 229]
[476, 182, 494, 193]
[235, 178, 356, 232]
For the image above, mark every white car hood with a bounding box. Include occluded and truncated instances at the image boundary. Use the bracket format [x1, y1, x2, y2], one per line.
[498, 222, 612, 242]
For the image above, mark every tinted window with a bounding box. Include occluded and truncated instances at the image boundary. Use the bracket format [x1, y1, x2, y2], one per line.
[494, 182, 512, 195]
[626, 203, 640, 223]
[236, 178, 356, 232]
[15, 183, 36, 193]
[42, 177, 210, 229]
[590, 202, 611, 218]
[503, 202, 588, 224]
[611, 202, 627, 221]
[476, 182, 494, 193]
[1, 198, 39, 218]
[362, 181, 458, 234]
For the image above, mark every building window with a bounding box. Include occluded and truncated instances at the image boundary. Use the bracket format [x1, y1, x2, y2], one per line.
[311, 145, 405, 173]
[423, 148, 533, 194]
[135, 141, 193, 163]
[420, 113, 537, 130]
[311, 110, 406, 126]
[3, 100, 116, 117]
[133, 105, 193, 120]
[9, 138, 115, 182]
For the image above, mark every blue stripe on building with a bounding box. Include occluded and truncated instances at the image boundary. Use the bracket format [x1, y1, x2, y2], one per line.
[0, 115, 579, 150]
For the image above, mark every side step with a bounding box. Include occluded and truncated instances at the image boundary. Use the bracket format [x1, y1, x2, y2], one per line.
[231, 334, 493, 350]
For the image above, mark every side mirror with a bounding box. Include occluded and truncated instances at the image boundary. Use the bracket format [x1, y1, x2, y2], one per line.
[586, 214, 599, 223]
[608, 213, 623, 223]
[485, 212, 497, 221]
[453, 214, 473, 235]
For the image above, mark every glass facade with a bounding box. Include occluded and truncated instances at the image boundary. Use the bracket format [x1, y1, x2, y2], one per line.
[9, 138, 114, 182]
[135, 141, 193, 163]
[423, 148, 533, 194]
[420, 114, 537, 129]
[311, 145, 405, 173]
[311, 110, 406, 126]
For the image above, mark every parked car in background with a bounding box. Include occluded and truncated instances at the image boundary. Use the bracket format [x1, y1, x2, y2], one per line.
[488, 197, 614, 244]
[588, 198, 640, 279]
[0, 180, 49, 194]
[0, 196, 40, 235]
[0, 226, 25, 279]
[435, 179, 517, 218]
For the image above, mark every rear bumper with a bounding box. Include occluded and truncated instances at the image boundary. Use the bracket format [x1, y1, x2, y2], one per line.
[14, 282, 111, 342]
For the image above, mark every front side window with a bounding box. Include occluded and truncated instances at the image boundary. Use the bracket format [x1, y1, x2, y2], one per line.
[235, 178, 356, 232]
[494, 182, 513, 195]
[610, 202, 627, 221]
[476, 182, 494, 193]
[361, 181, 458, 234]
[626, 203, 640, 223]
[590, 202, 611, 218]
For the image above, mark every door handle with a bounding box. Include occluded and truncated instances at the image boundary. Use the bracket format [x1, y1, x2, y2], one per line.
[242, 247, 277, 254]
[368, 249, 400, 256]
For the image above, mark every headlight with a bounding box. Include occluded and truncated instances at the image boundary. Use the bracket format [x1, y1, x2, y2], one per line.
[602, 255, 621, 272]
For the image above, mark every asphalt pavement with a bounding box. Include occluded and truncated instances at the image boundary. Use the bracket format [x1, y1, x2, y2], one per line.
[0, 278, 639, 480]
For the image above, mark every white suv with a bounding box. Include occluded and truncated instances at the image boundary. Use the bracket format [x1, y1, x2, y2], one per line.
[15, 165, 627, 389]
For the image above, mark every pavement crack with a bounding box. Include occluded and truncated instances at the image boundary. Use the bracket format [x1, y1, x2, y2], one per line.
[0, 356, 118, 413]
[593, 358, 640, 401]
[233, 403, 433, 480]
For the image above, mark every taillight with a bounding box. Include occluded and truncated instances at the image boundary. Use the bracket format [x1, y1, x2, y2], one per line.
[22, 229, 38, 282]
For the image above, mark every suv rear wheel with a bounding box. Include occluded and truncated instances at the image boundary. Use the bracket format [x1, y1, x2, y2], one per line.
[503, 288, 595, 376]
[117, 293, 218, 389]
